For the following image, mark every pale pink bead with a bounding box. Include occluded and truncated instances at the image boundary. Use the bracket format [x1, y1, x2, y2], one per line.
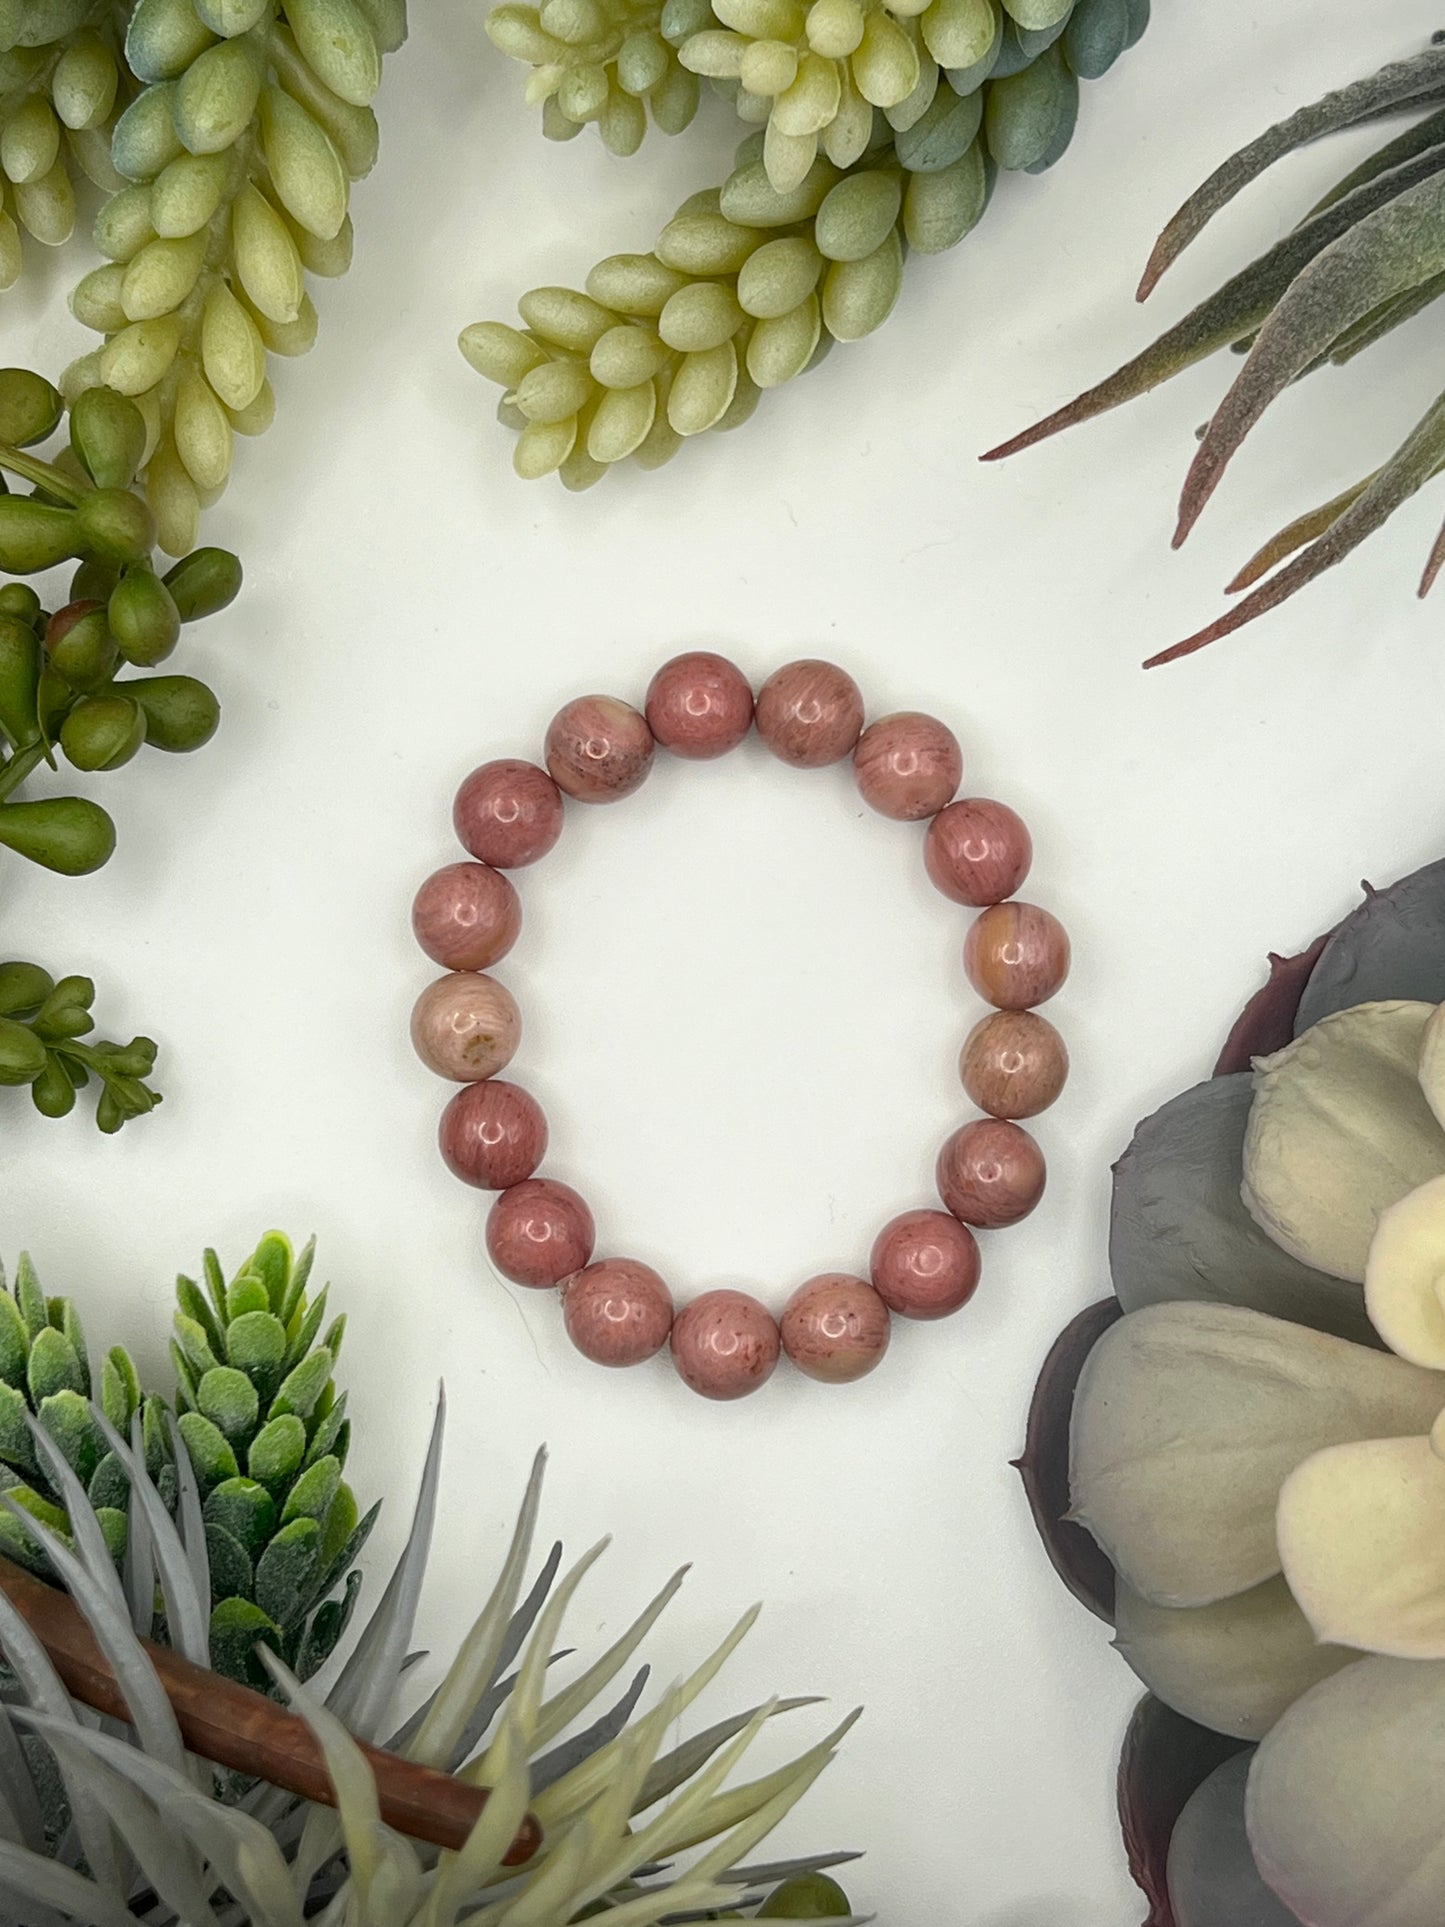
[959, 1009, 1069, 1118]
[670, 1290, 780, 1401]
[780, 1273, 891, 1383]
[412, 862, 521, 971]
[964, 901, 1071, 1010]
[853, 712, 962, 820]
[545, 695, 654, 802]
[563, 1259, 674, 1366]
[755, 660, 864, 768]
[645, 652, 754, 759]
[936, 1119, 1046, 1229]
[410, 972, 521, 1082]
[924, 798, 1032, 906]
[487, 1179, 595, 1288]
[869, 1209, 981, 1320]
[454, 759, 564, 869]
[439, 1081, 547, 1190]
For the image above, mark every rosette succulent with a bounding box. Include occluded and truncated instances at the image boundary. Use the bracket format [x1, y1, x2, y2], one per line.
[1024, 854, 1445, 1927]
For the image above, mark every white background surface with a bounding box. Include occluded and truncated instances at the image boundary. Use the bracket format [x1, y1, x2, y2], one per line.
[6, 3, 1445, 1916]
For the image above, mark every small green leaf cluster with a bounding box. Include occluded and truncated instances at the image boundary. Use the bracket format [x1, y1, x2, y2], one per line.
[0, 3, 132, 290]
[469, 0, 1148, 481]
[0, 959, 161, 1130]
[170, 1230, 372, 1685]
[0, 1251, 151, 1573]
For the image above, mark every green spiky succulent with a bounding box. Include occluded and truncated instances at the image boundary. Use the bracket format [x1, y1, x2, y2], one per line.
[169, 1230, 371, 1686]
[986, 33, 1445, 664]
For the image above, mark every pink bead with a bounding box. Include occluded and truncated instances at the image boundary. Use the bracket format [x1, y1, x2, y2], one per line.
[410, 972, 521, 1082]
[670, 1290, 781, 1401]
[780, 1273, 891, 1383]
[959, 1009, 1069, 1118]
[439, 1080, 547, 1190]
[645, 652, 754, 759]
[755, 659, 864, 768]
[412, 862, 521, 971]
[869, 1209, 981, 1320]
[454, 759, 564, 869]
[936, 1119, 1046, 1229]
[545, 695, 654, 802]
[853, 712, 962, 821]
[964, 901, 1071, 1010]
[563, 1258, 674, 1366]
[487, 1178, 595, 1288]
[924, 798, 1032, 906]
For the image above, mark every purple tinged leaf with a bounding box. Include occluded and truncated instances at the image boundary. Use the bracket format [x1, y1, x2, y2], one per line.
[1214, 940, 1333, 1072]
[1118, 1694, 1249, 1927]
[1139, 45, 1445, 297]
[1016, 1298, 1121, 1623]
[1293, 857, 1445, 1034]
[1224, 488, 1371, 594]
[1175, 170, 1445, 545]
[1304, 104, 1445, 221]
[1165, 1752, 1302, 1927]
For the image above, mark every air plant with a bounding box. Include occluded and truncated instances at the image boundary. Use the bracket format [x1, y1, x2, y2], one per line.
[1021, 854, 1445, 1927]
[985, 34, 1445, 664]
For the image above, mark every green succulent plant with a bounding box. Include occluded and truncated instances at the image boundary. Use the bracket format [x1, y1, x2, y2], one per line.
[986, 33, 1445, 663]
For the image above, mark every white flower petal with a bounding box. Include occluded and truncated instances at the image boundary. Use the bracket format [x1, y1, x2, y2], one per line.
[1249, 1655, 1445, 1927]
[1070, 1302, 1445, 1607]
[1242, 1001, 1445, 1281]
[1367, 1172, 1445, 1368]
[1115, 1575, 1356, 1741]
[1277, 1435, 1445, 1657]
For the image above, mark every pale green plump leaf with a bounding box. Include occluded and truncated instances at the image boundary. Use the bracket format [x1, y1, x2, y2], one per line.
[1114, 1574, 1357, 1741]
[1365, 1171, 1445, 1368]
[1248, 1654, 1445, 1927]
[1277, 1433, 1445, 1658]
[1167, 1752, 1300, 1927]
[1243, 1002, 1445, 1282]
[1069, 1302, 1445, 1606]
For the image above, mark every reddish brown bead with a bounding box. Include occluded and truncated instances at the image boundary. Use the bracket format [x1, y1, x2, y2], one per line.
[563, 1258, 674, 1366]
[755, 659, 864, 768]
[412, 861, 521, 972]
[853, 712, 962, 821]
[410, 972, 521, 1082]
[959, 1009, 1069, 1119]
[924, 798, 1032, 906]
[780, 1273, 891, 1383]
[936, 1119, 1046, 1228]
[964, 901, 1071, 1010]
[439, 1080, 547, 1190]
[869, 1209, 981, 1320]
[645, 652, 754, 759]
[453, 759, 564, 869]
[545, 695, 655, 802]
[670, 1289, 781, 1401]
[486, 1178, 595, 1288]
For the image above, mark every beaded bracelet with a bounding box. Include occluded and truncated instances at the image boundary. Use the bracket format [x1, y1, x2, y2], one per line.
[409, 654, 1070, 1402]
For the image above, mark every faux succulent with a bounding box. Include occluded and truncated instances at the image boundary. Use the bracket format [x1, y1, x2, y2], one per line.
[1023, 855, 1445, 1927]
[0, 1237, 865, 1926]
[986, 33, 1445, 663]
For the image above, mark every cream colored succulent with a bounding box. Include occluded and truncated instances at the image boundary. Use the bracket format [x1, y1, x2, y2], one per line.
[1071, 998, 1445, 1927]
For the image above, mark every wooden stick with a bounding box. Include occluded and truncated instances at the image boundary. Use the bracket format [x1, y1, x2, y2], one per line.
[0, 1555, 540, 1861]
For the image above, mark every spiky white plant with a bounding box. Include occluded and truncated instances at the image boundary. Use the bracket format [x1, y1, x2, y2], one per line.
[0, 1393, 866, 1927]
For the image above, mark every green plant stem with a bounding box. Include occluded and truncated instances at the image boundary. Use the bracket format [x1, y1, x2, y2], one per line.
[0, 743, 47, 802]
[0, 443, 89, 507]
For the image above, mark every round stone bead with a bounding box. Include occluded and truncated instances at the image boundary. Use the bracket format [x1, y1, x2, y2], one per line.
[412, 861, 521, 972]
[936, 1119, 1046, 1228]
[869, 1208, 981, 1320]
[486, 1178, 595, 1288]
[853, 712, 962, 821]
[755, 659, 864, 768]
[545, 695, 655, 802]
[410, 972, 521, 1082]
[959, 1009, 1069, 1119]
[924, 798, 1032, 906]
[780, 1273, 891, 1383]
[439, 1080, 547, 1190]
[670, 1289, 781, 1401]
[964, 901, 1071, 1010]
[645, 651, 754, 758]
[563, 1258, 674, 1366]
[454, 759, 564, 869]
